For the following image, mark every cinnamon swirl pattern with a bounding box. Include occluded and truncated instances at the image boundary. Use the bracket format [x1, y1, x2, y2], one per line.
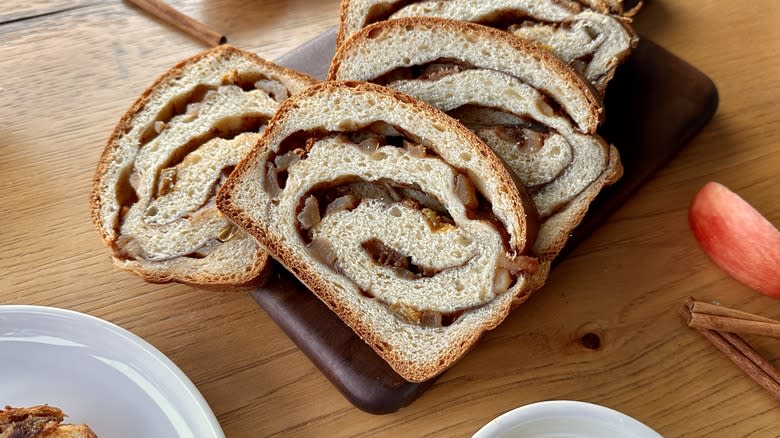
[217, 81, 545, 381]
[89, 46, 315, 287]
[337, 0, 638, 93]
[329, 18, 623, 259]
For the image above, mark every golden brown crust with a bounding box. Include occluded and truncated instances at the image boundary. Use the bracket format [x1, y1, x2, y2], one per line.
[114, 250, 273, 291]
[396, 262, 549, 381]
[89, 45, 316, 289]
[217, 81, 544, 381]
[328, 17, 604, 133]
[533, 143, 622, 260]
[336, 0, 352, 47]
[591, 14, 639, 92]
[337, 0, 642, 39]
[222, 80, 538, 253]
[88, 44, 316, 245]
[329, 17, 623, 263]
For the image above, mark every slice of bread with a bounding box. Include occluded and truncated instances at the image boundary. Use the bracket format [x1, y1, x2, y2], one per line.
[217, 81, 549, 382]
[0, 405, 97, 438]
[329, 18, 623, 260]
[89, 45, 316, 289]
[337, 0, 638, 93]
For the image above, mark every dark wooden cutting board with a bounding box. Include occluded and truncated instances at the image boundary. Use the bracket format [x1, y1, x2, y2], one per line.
[250, 29, 719, 414]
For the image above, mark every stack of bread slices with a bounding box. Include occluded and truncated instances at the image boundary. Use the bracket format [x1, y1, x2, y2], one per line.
[90, 0, 641, 382]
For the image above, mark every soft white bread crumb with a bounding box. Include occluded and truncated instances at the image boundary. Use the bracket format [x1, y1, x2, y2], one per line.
[217, 81, 548, 381]
[332, 16, 603, 133]
[337, 0, 638, 93]
[329, 18, 623, 259]
[89, 45, 316, 288]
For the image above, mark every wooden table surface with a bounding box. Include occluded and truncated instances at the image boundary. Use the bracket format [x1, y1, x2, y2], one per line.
[2, 0, 779, 436]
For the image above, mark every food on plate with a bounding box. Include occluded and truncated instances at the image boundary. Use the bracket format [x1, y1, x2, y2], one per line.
[0, 405, 96, 438]
[336, 0, 638, 93]
[216, 81, 549, 381]
[329, 18, 622, 260]
[576, 0, 644, 16]
[689, 181, 780, 298]
[89, 45, 316, 289]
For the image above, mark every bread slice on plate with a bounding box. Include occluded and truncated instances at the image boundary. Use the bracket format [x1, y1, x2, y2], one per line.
[336, 0, 638, 93]
[0, 405, 97, 438]
[89, 45, 316, 289]
[217, 81, 549, 382]
[329, 18, 623, 260]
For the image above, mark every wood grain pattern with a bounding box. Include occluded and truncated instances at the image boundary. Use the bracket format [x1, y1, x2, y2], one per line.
[1, 0, 778, 436]
[125, 0, 226, 47]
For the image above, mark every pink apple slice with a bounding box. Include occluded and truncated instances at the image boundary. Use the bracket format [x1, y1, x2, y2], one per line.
[689, 182, 780, 297]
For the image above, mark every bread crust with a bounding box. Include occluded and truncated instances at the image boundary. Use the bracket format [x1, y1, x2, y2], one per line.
[329, 17, 604, 133]
[223, 80, 538, 253]
[336, 1, 638, 95]
[533, 144, 622, 259]
[89, 45, 316, 244]
[88, 45, 316, 288]
[217, 81, 546, 381]
[112, 251, 274, 291]
[328, 17, 624, 262]
[336, 0, 641, 40]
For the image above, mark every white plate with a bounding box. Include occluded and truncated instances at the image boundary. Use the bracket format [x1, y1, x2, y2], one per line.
[0, 305, 224, 437]
[472, 400, 663, 438]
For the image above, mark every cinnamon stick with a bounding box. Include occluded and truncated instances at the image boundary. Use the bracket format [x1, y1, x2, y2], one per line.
[684, 298, 780, 338]
[126, 0, 226, 47]
[681, 300, 780, 400]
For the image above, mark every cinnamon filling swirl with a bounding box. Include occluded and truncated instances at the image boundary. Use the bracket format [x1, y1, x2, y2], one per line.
[448, 105, 574, 199]
[113, 75, 289, 262]
[363, 0, 583, 30]
[374, 58, 476, 85]
[357, 1, 633, 91]
[271, 123, 537, 327]
[372, 62, 606, 219]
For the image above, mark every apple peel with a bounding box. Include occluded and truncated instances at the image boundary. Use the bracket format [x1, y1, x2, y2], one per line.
[689, 182, 780, 298]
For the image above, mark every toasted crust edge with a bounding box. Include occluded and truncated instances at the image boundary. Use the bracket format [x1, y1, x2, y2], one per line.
[88, 45, 316, 288]
[329, 17, 625, 261]
[336, 0, 356, 48]
[113, 250, 274, 291]
[589, 14, 639, 93]
[220, 80, 538, 253]
[329, 17, 604, 134]
[534, 144, 623, 260]
[217, 80, 544, 381]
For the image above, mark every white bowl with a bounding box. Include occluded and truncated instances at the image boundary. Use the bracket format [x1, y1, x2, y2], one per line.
[0, 305, 224, 437]
[472, 400, 663, 438]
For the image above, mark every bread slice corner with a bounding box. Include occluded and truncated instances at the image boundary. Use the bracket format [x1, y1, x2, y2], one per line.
[89, 45, 316, 289]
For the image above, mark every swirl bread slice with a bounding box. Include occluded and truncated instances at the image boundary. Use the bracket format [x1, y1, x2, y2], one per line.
[89, 45, 316, 288]
[329, 18, 623, 260]
[217, 81, 548, 382]
[336, 0, 638, 93]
